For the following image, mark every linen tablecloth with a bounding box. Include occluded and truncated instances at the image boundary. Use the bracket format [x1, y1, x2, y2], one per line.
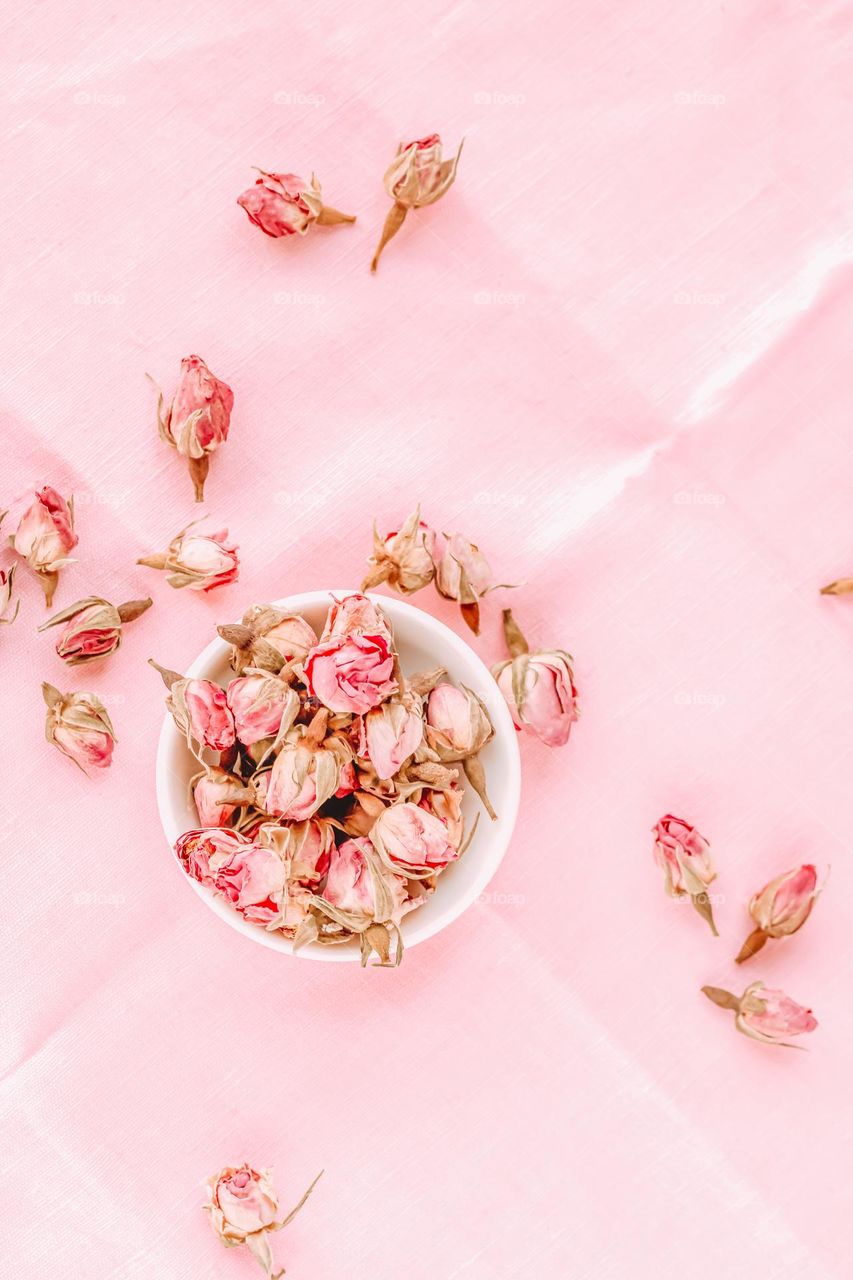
[2, 2, 851, 1275]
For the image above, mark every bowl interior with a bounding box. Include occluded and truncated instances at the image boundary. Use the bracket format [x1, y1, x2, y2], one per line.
[155, 590, 521, 960]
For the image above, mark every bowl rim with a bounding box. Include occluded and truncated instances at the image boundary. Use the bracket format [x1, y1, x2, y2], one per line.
[155, 588, 521, 961]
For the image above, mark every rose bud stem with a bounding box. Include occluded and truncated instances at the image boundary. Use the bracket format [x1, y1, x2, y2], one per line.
[691, 890, 718, 937]
[136, 554, 168, 570]
[188, 454, 209, 503]
[502, 608, 529, 658]
[304, 707, 329, 748]
[116, 597, 153, 623]
[370, 201, 408, 272]
[460, 601, 480, 635]
[820, 578, 853, 595]
[316, 205, 356, 226]
[701, 985, 741, 1012]
[735, 926, 769, 964]
[148, 658, 183, 689]
[40, 570, 59, 608]
[462, 753, 497, 821]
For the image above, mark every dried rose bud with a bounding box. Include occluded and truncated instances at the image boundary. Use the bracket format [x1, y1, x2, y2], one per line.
[278, 819, 335, 887]
[359, 698, 424, 780]
[0, 561, 19, 626]
[154, 354, 233, 502]
[735, 863, 820, 963]
[219, 605, 318, 675]
[175, 827, 248, 885]
[371, 134, 463, 272]
[653, 814, 717, 935]
[8, 486, 78, 606]
[361, 507, 436, 595]
[42, 683, 116, 772]
[820, 577, 853, 595]
[237, 169, 355, 238]
[425, 682, 496, 819]
[225, 671, 299, 747]
[204, 1164, 322, 1278]
[39, 595, 152, 666]
[138, 525, 238, 592]
[418, 785, 464, 847]
[266, 710, 350, 820]
[212, 840, 287, 928]
[493, 609, 579, 748]
[434, 532, 506, 634]
[305, 836, 413, 966]
[305, 594, 397, 714]
[150, 661, 236, 754]
[192, 767, 240, 827]
[371, 801, 458, 877]
[702, 982, 818, 1048]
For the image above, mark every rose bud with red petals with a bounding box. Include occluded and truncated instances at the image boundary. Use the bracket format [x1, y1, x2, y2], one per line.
[304, 594, 397, 714]
[359, 698, 424, 780]
[735, 863, 821, 963]
[192, 767, 241, 827]
[371, 801, 458, 878]
[237, 169, 355, 238]
[702, 981, 818, 1048]
[265, 709, 350, 820]
[225, 671, 299, 747]
[39, 595, 152, 665]
[8, 486, 78, 606]
[153, 354, 233, 501]
[149, 660, 236, 755]
[371, 134, 462, 271]
[42, 682, 116, 772]
[138, 525, 239, 592]
[493, 609, 579, 748]
[653, 814, 718, 935]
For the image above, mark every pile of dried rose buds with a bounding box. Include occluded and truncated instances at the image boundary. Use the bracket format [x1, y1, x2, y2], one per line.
[157, 593, 497, 967]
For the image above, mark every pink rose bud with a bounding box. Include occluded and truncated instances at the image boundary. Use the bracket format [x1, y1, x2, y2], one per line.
[237, 169, 355, 238]
[138, 525, 239, 592]
[360, 699, 424, 780]
[735, 863, 820, 963]
[702, 981, 818, 1048]
[653, 814, 718, 935]
[218, 605, 318, 675]
[42, 682, 116, 772]
[305, 595, 397, 714]
[154, 354, 233, 501]
[203, 1163, 322, 1277]
[434, 532, 505, 635]
[371, 801, 458, 877]
[212, 840, 287, 927]
[322, 837, 402, 916]
[266, 710, 348, 820]
[9, 485, 78, 606]
[425, 682, 496, 819]
[226, 672, 299, 746]
[0, 561, 19, 625]
[418, 784, 465, 848]
[493, 609, 579, 748]
[283, 819, 335, 886]
[361, 507, 436, 595]
[150, 661, 236, 754]
[39, 595, 152, 666]
[371, 134, 463, 271]
[192, 767, 240, 827]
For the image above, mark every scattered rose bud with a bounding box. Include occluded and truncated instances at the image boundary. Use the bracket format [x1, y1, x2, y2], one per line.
[39, 595, 152, 665]
[702, 982, 818, 1048]
[434, 531, 507, 634]
[361, 507, 436, 594]
[425, 682, 496, 819]
[0, 561, 19, 625]
[371, 133, 462, 272]
[150, 661, 236, 754]
[735, 863, 820, 963]
[237, 169, 355, 238]
[492, 609, 579, 747]
[305, 594, 397, 714]
[371, 801, 458, 877]
[219, 605, 318, 675]
[138, 524, 238, 592]
[153, 355, 233, 501]
[42, 682, 116, 771]
[203, 1163, 322, 1278]
[8, 486, 78, 606]
[653, 814, 718, 935]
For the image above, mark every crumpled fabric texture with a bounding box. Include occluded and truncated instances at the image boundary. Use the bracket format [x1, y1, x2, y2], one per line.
[2, 2, 851, 1276]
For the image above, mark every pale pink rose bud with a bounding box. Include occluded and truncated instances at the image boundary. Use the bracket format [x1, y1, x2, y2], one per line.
[192, 768, 240, 827]
[212, 841, 287, 927]
[0, 562, 19, 625]
[361, 507, 436, 595]
[265, 711, 347, 820]
[175, 827, 250, 886]
[150, 662, 236, 753]
[371, 134, 463, 272]
[226, 672, 299, 746]
[371, 801, 458, 876]
[219, 605, 318, 675]
[154, 354, 233, 501]
[702, 982, 818, 1048]
[9, 486, 78, 606]
[305, 595, 397, 714]
[203, 1163, 322, 1277]
[418, 784, 465, 848]
[653, 814, 717, 935]
[138, 525, 239, 592]
[493, 609, 579, 748]
[39, 595, 152, 665]
[426, 682, 496, 819]
[237, 169, 355, 238]
[735, 863, 820, 963]
[434, 532, 506, 634]
[42, 683, 116, 772]
[335, 758, 358, 797]
[360, 699, 424, 779]
[282, 819, 335, 886]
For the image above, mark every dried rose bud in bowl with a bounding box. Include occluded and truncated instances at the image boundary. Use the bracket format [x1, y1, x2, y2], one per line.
[154, 590, 520, 964]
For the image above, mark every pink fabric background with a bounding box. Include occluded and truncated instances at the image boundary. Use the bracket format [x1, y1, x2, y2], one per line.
[2, 2, 851, 1275]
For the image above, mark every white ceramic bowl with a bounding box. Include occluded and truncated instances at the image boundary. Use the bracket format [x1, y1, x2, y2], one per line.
[155, 590, 521, 960]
